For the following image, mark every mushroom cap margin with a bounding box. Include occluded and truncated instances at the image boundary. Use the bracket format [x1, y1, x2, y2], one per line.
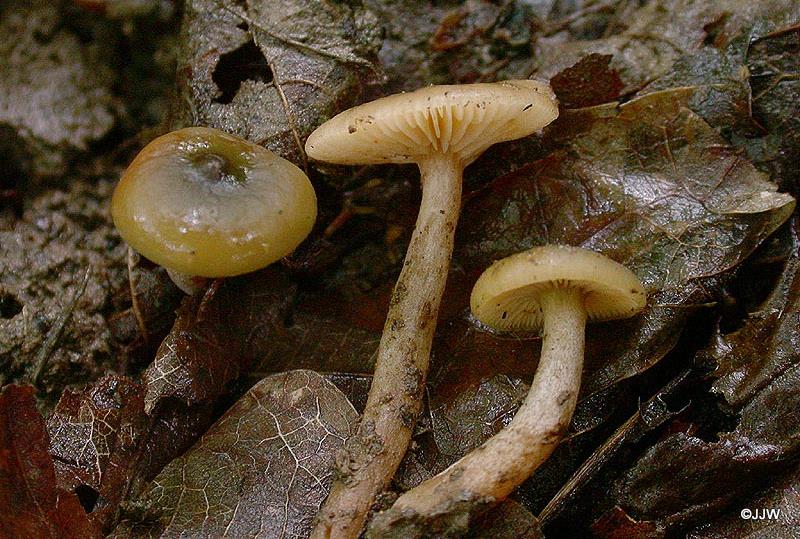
[470, 245, 646, 332]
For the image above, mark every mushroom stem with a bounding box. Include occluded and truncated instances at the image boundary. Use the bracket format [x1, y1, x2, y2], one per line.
[367, 287, 586, 536]
[312, 154, 463, 539]
[165, 268, 207, 295]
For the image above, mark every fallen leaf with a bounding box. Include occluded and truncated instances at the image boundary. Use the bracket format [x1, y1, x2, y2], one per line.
[47, 374, 217, 533]
[711, 234, 800, 406]
[468, 500, 543, 539]
[0, 384, 99, 538]
[688, 461, 800, 537]
[535, 0, 799, 97]
[47, 375, 148, 530]
[455, 89, 794, 399]
[142, 269, 296, 413]
[591, 506, 662, 539]
[738, 22, 800, 193]
[550, 54, 624, 108]
[640, 38, 756, 136]
[172, 0, 382, 164]
[112, 370, 358, 538]
[611, 240, 800, 530]
[611, 430, 790, 530]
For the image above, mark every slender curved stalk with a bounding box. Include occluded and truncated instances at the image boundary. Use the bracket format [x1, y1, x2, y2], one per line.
[311, 155, 463, 539]
[367, 287, 587, 537]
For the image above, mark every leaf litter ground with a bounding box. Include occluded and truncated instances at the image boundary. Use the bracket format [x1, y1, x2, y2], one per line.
[1, 0, 800, 537]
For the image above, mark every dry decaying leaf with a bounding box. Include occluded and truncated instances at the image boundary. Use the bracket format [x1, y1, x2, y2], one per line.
[2, 0, 800, 537]
[47, 375, 148, 531]
[46, 372, 218, 533]
[173, 0, 382, 165]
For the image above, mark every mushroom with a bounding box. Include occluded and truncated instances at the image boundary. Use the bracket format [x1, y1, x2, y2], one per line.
[111, 127, 317, 293]
[368, 245, 646, 535]
[305, 80, 559, 539]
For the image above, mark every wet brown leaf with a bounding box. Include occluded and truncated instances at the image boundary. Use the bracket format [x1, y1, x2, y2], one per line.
[611, 238, 800, 531]
[611, 430, 790, 530]
[113, 370, 358, 538]
[688, 461, 800, 537]
[550, 53, 624, 108]
[455, 89, 794, 399]
[258, 305, 381, 375]
[142, 269, 296, 413]
[740, 23, 800, 193]
[711, 239, 800, 406]
[591, 506, 661, 539]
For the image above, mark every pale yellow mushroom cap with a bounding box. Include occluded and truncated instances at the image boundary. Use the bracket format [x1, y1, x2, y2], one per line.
[111, 127, 317, 277]
[470, 245, 646, 331]
[305, 80, 559, 167]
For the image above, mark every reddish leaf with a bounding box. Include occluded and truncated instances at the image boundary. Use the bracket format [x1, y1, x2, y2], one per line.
[47, 374, 216, 533]
[0, 384, 98, 538]
[550, 54, 624, 108]
[47, 376, 147, 529]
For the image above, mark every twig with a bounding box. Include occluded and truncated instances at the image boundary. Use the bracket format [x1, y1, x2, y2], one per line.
[538, 368, 692, 524]
[127, 248, 149, 346]
[30, 267, 92, 385]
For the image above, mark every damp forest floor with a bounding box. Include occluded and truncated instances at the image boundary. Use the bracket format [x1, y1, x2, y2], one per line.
[1, 1, 800, 537]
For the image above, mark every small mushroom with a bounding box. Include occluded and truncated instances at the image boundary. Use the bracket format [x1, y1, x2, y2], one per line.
[369, 245, 646, 535]
[111, 127, 317, 293]
[306, 80, 559, 539]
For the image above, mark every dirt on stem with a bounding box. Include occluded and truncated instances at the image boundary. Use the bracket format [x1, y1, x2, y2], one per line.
[311, 155, 463, 538]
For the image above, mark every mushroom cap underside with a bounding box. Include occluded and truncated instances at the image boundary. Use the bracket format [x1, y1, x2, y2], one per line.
[470, 245, 647, 331]
[111, 127, 317, 277]
[305, 80, 558, 166]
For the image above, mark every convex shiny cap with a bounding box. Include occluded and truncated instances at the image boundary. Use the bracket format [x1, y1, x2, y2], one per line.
[112, 127, 317, 277]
